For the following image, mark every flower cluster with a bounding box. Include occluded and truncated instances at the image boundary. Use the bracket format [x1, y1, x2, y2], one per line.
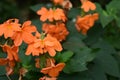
[37, 0, 70, 42]
[26, 34, 62, 56]
[42, 22, 69, 42]
[0, 0, 98, 80]
[75, 0, 99, 34]
[37, 7, 67, 22]
[0, 18, 63, 79]
[75, 13, 99, 34]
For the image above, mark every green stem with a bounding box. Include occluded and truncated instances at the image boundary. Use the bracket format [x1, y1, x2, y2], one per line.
[6, 74, 12, 80]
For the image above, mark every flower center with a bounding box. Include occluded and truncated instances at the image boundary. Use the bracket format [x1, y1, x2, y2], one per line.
[7, 25, 12, 29]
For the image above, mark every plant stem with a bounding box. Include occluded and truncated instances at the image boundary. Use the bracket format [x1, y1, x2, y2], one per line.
[6, 74, 12, 80]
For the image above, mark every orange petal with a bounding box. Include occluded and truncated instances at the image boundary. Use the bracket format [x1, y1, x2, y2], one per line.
[13, 32, 23, 46]
[47, 47, 56, 57]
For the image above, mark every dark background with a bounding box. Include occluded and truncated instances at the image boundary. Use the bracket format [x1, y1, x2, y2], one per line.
[0, 0, 111, 23]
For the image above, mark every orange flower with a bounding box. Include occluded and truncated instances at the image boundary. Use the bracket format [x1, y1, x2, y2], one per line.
[52, 0, 64, 5]
[25, 32, 46, 56]
[0, 58, 16, 75]
[39, 76, 57, 80]
[35, 34, 62, 56]
[75, 13, 99, 34]
[8, 60, 16, 68]
[35, 31, 41, 38]
[0, 58, 16, 68]
[0, 58, 8, 65]
[41, 62, 65, 77]
[26, 34, 62, 57]
[12, 21, 36, 46]
[37, 7, 49, 22]
[48, 8, 67, 22]
[81, 0, 96, 12]
[0, 19, 21, 38]
[0, 44, 19, 75]
[61, 0, 72, 10]
[25, 41, 43, 56]
[52, 0, 72, 10]
[35, 58, 55, 68]
[37, 7, 67, 22]
[2, 44, 20, 75]
[35, 58, 40, 68]
[42, 23, 56, 34]
[6, 66, 13, 75]
[46, 58, 55, 67]
[2, 44, 19, 61]
[42, 22, 69, 42]
[6, 60, 16, 75]
[19, 68, 28, 77]
[0, 58, 18, 75]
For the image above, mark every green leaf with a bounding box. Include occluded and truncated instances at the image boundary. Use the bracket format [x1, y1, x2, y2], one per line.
[25, 71, 41, 80]
[92, 40, 116, 55]
[92, 40, 120, 77]
[39, 55, 46, 69]
[9, 74, 19, 80]
[105, 34, 120, 49]
[19, 43, 32, 69]
[0, 51, 7, 58]
[54, 52, 61, 62]
[32, 19, 42, 32]
[108, 75, 118, 80]
[115, 17, 120, 27]
[67, 8, 81, 19]
[0, 66, 6, 75]
[63, 37, 85, 53]
[60, 51, 74, 62]
[30, 3, 52, 12]
[63, 47, 96, 73]
[106, 0, 120, 27]
[0, 76, 8, 80]
[83, 24, 104, 45]
[66, 21, 85, 40]
[88, 62, 107, 80]
[30, 4, 44, 12]
[95, 3, 114, 27]
[97, 54, 120, 77]
[58, 71, 92, 80]
[106, 0, 120, 11]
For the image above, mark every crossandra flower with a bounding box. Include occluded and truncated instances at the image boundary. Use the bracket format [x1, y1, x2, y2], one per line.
[46, 58, 55, 67]
[39, 76, 57, 80]
[52, 0, 72, 10]
[52, 0, 64, 5]
[0, 58, 16, 75]
[37, 7, 67, 22]
[61, 0, 72, 10]
[0, 58, 8, 65]
[2, 44, 19, 61]
[48, 8, 67, 22]
[12, 21, 37, 46]
[19, 67, 28, 79]
[25, 33, 62, 57]
[1, 44, 20, 75]
[35, 58, 40, 68]
[0, 19, 21, 39]
[41, 58, 65, 77]
[35, 58, 55, 69]
[80, 0, 96, 12]
[42, 22, 69, 42]
[25, 41, 42, 56]
[6, 60, 16, 75]
[37, 7, 49, 22]
[75, 13, 99, 34]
